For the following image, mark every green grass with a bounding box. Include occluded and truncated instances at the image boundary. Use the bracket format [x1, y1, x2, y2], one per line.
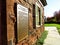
[44, 23, 60, 34]
[35, 31, 48, 45]
[44, 23, 60, 28]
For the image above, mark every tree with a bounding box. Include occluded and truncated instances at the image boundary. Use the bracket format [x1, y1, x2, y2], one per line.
[54, 10, 60, 23]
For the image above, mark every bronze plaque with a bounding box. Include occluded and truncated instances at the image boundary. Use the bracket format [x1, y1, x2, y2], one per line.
[17, 4, 28, 42]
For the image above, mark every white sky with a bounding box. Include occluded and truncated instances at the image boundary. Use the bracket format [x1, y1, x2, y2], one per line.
[44, 0, 60, 17]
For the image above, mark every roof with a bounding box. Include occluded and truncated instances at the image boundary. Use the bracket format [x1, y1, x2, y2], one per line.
[40, 0, 47, 6]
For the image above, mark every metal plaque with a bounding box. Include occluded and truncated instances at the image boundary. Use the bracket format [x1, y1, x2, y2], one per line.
[17, 4, 28, 42]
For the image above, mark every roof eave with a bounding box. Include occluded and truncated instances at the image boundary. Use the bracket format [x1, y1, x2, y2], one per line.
[40, 0, 47, 6]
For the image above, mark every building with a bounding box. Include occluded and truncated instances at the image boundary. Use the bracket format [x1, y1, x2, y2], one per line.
[0, 0, 47, 45]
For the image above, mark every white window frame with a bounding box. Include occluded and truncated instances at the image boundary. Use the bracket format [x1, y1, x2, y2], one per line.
[35, 2, 43, 27]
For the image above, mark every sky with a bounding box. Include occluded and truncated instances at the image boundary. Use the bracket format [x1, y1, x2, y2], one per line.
[44, 0, 60, 18]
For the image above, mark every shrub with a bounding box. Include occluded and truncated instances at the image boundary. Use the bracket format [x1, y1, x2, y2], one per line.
[36, 31, 48, 45]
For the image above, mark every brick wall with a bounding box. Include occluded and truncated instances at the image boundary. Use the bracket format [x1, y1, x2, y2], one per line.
[3, 0, 44, 45]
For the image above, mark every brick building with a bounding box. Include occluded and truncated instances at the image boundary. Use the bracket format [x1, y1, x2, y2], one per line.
[0, 0, 47, 45]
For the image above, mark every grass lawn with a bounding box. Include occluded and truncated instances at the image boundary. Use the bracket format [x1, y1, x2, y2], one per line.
[44, 23, 60, 34]
[35, 31, 48, 45]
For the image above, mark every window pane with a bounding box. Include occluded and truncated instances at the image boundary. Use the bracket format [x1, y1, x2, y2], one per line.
[33, 4, 36, 29]
[36, 5, 39, 25]
[39, 8, 41, 25]
[17, 4, 28, 42]
[35, 4, 41, 27]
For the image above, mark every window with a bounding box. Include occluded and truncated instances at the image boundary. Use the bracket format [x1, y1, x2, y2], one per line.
[17, 4, 28, 42]
[38, 8, 41, 25]
[35, 4, 41, 27]
[33, 3, 42, 28]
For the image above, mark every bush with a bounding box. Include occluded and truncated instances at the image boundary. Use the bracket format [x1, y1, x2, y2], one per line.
[36, 31, 48, 45]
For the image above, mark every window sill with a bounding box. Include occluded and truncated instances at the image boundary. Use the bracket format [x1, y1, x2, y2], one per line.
[36, 25, 40, 27]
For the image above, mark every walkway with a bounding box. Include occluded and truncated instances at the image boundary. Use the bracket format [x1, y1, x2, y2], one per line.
[43, 27, 60, 45]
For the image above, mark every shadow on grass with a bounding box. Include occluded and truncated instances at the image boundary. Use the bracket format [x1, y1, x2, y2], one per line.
[35, 31, 48, 45]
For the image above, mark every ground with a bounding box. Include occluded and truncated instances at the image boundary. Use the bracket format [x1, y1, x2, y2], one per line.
[43, 27, 60, 45]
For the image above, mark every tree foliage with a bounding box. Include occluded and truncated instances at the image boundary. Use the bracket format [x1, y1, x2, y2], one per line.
[54, 10, 60, 22]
